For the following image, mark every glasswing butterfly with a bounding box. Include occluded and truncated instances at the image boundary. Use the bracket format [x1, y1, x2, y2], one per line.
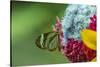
[35, 16, 62, 51]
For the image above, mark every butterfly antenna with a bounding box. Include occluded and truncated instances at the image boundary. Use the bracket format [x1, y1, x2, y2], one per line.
[56, 16, 61, 23]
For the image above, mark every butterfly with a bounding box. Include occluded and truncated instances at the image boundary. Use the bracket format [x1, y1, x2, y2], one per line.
[35, 16, 62, 51]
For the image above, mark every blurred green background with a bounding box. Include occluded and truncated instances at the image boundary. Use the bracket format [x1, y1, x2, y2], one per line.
[11, 1, 68, 66]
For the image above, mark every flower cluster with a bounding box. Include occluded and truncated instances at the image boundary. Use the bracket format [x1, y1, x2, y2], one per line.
[61, 38, 96, 62]
[58, 4, 97, 62]
[88, 15, 96, 31]
[61, 4, 96, 42]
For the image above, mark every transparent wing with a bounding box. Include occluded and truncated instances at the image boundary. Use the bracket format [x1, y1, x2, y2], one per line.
[35, 32, 60, 51]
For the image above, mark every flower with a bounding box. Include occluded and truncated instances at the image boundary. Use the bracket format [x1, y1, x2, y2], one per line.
[61, 4, 96, 43]
[59, 4, 96, 62]
[61, 37, 96, 62]
[89, 15, 97, 31]
[80, 29, 96, 50]
[54, 16, 96, 62]
[61, 38, 88, 62]
[80, 29, 96, 61]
